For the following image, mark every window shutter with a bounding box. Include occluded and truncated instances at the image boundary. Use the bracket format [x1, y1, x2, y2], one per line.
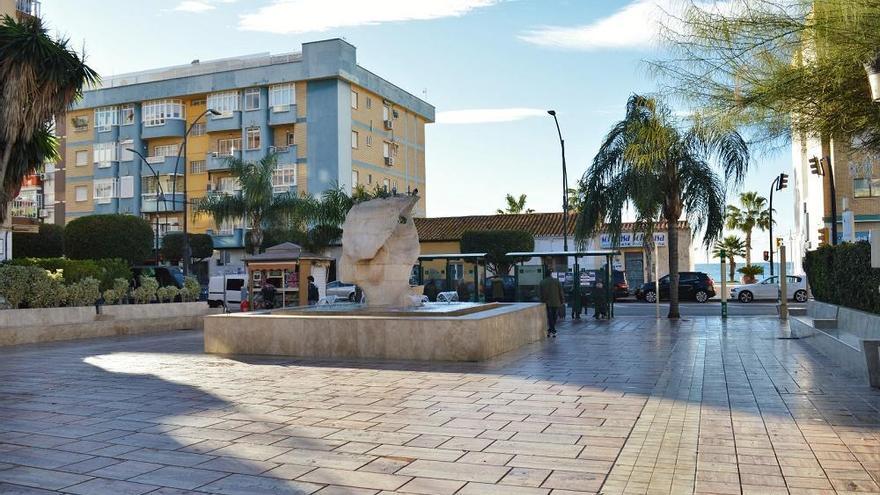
[120, 176, 134, 198]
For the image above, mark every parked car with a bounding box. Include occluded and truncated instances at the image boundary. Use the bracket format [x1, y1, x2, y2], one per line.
[485, 276, 516, 302]
[326, 280, 358, 301]
[131, 265, 184, 289]
[635, 272, 716, 303]
[207, 274, 247, 309]
[730, 275, 808, 303]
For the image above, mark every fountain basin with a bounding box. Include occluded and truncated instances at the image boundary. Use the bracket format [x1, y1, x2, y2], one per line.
[204, 302, 546, 361]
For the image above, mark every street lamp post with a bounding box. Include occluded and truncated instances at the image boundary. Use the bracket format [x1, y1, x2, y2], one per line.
[547, 110, 569, 252]
[173, 108, 220, 276]
[769, 172, 788, 277]
[128, 148, 168, 258]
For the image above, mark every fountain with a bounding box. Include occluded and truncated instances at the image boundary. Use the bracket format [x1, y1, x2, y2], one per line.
[203, 196, 546, 361]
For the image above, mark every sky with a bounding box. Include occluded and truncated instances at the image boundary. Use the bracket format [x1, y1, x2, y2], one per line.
[43, 0, 794, 263]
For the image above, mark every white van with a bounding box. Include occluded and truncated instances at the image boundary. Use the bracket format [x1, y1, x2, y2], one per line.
[208, 274, 247, 310]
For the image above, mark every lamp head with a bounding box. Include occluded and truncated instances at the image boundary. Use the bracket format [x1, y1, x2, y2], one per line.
[547, 110, 556, 116]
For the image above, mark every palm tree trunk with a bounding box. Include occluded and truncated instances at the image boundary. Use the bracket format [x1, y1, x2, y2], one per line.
[666, 220, 680, 318]
[729, 259, 736, 282]
[745, 229, 752, 266]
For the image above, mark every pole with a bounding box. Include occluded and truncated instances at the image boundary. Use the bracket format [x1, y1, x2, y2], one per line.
[769, 175, 777, 277]
[128, 148, 167, 263]
[779, 245, 788, 320]
[827, 157, 838, 246]
[654, 246, 660, 319]
[549, 111, 569, 252]
[175, 108, 217, 277]
[720, 248, 728, 319]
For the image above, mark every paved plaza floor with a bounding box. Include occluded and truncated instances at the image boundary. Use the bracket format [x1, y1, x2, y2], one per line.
[0, 316, 879, 494]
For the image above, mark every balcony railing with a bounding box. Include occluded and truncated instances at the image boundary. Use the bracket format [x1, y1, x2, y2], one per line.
[16, 0, 40, 17]
[11, 198, 40, 218]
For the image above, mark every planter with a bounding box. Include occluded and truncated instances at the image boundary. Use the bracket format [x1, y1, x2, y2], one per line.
[0, 302, 220, 347]
[741, 275, 757, 284]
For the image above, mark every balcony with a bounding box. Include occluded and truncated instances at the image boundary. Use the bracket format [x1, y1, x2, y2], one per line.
[268, 105, 298, 126]
[141, 119, 186, 139]
[207, 112, 242, 133]
[207, 150, 241, 171]
[141, 193, 185, 213]
[144, 155, 185, 176]
[16, 0, 40, 17]
[11, 198, 40, 219]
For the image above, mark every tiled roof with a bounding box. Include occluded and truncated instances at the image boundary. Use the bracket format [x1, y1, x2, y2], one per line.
[414, 213, 689, 242]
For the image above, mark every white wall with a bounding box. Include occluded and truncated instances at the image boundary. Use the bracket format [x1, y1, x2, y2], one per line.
[790, 133, 826, 274]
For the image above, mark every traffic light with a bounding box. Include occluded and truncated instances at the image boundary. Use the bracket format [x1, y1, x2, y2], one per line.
[818, 227, 829, 246]
[776, 237, 783, 247]
[776, 172, 789, 191]
[809, 156, 824, 176]
[763, 250, 769, 261]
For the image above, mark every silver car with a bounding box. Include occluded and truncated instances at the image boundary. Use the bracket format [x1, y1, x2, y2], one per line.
[325, 280, 357, 301]
[730, 275, 808, 303]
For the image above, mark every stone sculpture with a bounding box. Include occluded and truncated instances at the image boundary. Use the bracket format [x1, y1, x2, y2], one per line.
[340, 195, 420, 307]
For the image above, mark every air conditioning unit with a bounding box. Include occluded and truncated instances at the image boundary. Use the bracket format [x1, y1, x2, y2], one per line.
[384, 156, 394, 166]
[384, 119, 394, 130]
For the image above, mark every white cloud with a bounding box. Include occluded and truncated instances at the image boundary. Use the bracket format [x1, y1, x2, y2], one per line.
[518, 0, 737, 51]
[239, 0, 501, 34]
[174, 1, 216, 12]
[435, 108, 546, 125]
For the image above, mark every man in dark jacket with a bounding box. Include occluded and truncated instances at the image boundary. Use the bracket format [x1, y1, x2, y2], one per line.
[307, 275, 320, 305]
[593, 281, 609, 320]
[539, 270, 564, 338]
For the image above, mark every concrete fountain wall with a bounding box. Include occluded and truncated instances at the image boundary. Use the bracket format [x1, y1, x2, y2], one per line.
[204, 303, 546, 361]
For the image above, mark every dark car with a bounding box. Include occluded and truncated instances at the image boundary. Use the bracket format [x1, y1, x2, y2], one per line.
[635, 272, 716, 303]
[564, 269, 629, 302]
[485, 275, 516, 302]
[131, 265, 185, 289]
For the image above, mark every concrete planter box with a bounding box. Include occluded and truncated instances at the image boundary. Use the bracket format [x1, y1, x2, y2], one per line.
[0, 302, 219, 347]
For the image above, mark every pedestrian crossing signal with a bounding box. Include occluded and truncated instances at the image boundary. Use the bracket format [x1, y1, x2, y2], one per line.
[818, 227, 829, 247]
[763, 250, 769, 261]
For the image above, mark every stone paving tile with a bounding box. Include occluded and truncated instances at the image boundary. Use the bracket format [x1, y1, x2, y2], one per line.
[0, 465, 91, 491]
[0, 319, 878, 494]
[62, 477, 159, 495]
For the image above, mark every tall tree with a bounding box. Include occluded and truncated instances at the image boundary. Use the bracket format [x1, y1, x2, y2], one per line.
[575, 94, 749, 318]
[0, 15, 97, 218]
[712, 235, 747, 282]
[497, 193, 534, 214]
[195, 154, 306, 254]
[725, 192, 773, 265]
[653, 1, 880, 150]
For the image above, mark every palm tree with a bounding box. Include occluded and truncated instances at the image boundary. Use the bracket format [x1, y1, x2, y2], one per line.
[497, 193, 534, 214]
[0, 15, 97, 220]
[725, 191, 773, 265]
[566, 187, 583, 212]
[575, 94, 749, 318]
[195, 154, 306, 254]
[712, 235, 746, 282]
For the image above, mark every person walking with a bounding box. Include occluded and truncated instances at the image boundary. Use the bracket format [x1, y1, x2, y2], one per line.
[539, 269, 564, 338]
[307, 275, 320, 305]
[593, 281, 609, 320]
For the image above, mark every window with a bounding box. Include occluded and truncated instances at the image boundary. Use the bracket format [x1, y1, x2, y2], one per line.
[366, 135, 372, 147]
[246, 128, 261, 150]
[286, 131, 295, 147]
[120, 105, 135, 126]
[93, 179, 117, 204]
[94, 106, 118, 129]
[352, 170, 359, 188]
[244, 88, 260, 111]
[153, 144, 178, 158]
[75, 185, 87, 202]
[272, 162, 296, 192]
[368, 174, 372, 185]
[351, 90, 358, 109]
[853, 178, 880, 198]
[119, 176, 134, 198]
[207, 91, 240, 117]
[119, 140, 134, 161]
[191, 98, 206, 106]
[383, 105, 390, 121]
[383, 142, 391, 158]
[382, 178, 390, 192]
[190, 160, 206, 174]
[217, 176, 240, 194]
[366, 97, 372, 109]
[269, 84, 294, 111]
[142, 175, 184, 196]
[351, 131, 358, 149]
[217, 138, 241, 156]
[142, 99, 184, 127]
[191, 122, 207, 136]
[75, 150, 88, 167]
[71, 115, 89, 132]
[93, 142, 116, 166]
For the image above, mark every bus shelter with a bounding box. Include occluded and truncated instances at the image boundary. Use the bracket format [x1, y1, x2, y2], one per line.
[506, 249, 621, 317]
[416, 253, 486, 302]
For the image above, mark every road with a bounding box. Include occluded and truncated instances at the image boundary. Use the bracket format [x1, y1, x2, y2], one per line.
[593, 299, 805, 317]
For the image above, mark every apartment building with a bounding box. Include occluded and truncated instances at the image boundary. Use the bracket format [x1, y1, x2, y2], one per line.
[61, 39, 434, 268]
[791, 134, 880, 269]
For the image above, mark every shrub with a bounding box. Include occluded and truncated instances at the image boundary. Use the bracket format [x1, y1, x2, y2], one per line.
[8, 257, 131, 292]
[66, 277, 100, 307]
[0, 265, 40, 308]
[103, 278, 130, 305]
[460, 230, 534, 276]
[131, 276, 158, 304]
[65, 214, 153, 265]
[156, 285, 179, 303]
[181, 276, 201, 302]
[12, 224, 64, 258]
[737, 265, 765, 277]
[161, 233, 214, 262]
[29, 275, 66, 308]
[804, 241, 880, 314]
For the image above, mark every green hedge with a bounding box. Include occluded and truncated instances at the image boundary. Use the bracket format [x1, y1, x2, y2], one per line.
[65, 214, 153, 264]
[13, 224, 64, 258]
[460, 230, 534, 276]
[803, 241, 880, 314]
[6, 257, 130, 291]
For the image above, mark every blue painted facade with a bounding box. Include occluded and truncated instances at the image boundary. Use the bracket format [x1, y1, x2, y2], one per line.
[65, 39, 434, 253]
